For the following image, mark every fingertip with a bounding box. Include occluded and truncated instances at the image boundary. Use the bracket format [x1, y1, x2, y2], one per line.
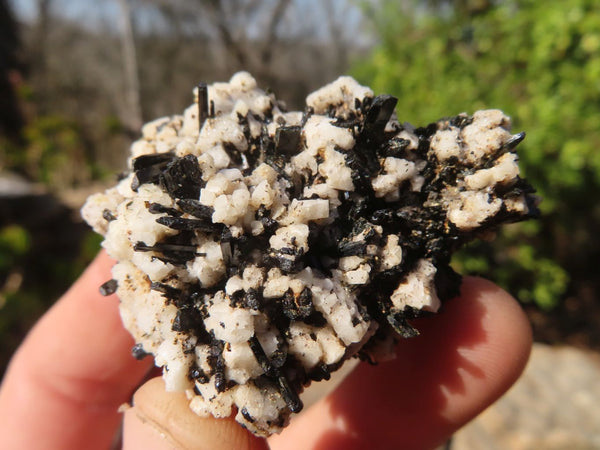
[405, 276, 532, 424]
[124, 378, 269, 450]
[454, 277, 533, 401]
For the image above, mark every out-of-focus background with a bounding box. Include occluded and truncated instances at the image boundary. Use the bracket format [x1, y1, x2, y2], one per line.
[1, 0, 599, 446]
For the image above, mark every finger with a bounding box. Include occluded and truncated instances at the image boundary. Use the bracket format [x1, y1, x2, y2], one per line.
[269, 277, 532, 450]
[123, 377, 269, 450]
[0, 251, 153, 450]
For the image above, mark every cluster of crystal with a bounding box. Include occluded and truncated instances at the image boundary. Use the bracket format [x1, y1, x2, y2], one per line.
[82, 72, 536, 435]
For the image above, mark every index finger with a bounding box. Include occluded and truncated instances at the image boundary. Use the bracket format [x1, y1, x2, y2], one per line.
[0, 251, 153, 450]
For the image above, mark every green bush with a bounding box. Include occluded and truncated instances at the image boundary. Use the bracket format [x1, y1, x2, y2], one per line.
[0, 225, 31, 271]
[354, 0, 600, 308]
[0, 227, 100, 376]
[22, 115, 92, 189]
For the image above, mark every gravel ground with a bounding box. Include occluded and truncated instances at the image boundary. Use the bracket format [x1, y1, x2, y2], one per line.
[452, 343, 600, 449]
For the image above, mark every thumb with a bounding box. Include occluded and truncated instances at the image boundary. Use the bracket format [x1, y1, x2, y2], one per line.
[123, 377, 269, 450]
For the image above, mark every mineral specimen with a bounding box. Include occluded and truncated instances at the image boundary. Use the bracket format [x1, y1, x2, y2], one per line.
[81, 72, 537, 436]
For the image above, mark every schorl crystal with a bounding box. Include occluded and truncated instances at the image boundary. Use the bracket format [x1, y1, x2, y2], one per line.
[81, 72, 538, 437]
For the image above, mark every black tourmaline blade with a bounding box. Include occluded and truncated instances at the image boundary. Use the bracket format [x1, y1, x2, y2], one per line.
[131, 152, 176, 190]
[99, 279, 118, 296]
[160, 154, 204, 200]
[197, 82, 209, 131]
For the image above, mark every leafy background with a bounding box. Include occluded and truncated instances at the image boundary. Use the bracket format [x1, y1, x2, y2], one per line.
[1, 0, 599, 375]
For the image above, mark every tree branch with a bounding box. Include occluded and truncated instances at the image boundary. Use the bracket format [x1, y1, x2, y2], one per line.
[205, 0, 247, 68]
[117, 0, 143, 132]
[260, 0, 291, 66]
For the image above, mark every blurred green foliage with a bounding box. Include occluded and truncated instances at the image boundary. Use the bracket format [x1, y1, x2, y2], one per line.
[0, 224, 100, 375]
[354, 0, 600, 308]
[0, 99, 103, 374]
[0, 225, 31, 271]
[4, 114, 97, 189]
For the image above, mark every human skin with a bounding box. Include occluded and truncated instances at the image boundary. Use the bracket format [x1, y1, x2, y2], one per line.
[0, 251, 532, 450]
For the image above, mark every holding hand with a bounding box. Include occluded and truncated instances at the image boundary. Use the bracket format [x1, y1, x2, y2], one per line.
[0, 251, 531, 450]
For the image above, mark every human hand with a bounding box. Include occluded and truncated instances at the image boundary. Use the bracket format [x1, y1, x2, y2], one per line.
[0, 251, 531, 450]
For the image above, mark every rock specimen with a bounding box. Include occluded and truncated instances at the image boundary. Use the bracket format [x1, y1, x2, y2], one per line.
[82, 72, 537, 435]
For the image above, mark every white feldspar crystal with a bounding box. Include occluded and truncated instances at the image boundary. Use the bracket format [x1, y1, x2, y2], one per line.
[390, 259, 441, 313]
[82, 72, 535, 436]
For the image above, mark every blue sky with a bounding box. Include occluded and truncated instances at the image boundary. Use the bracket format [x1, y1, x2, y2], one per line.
[10, 0, 37, 21]
[10, 0, 122, 27]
